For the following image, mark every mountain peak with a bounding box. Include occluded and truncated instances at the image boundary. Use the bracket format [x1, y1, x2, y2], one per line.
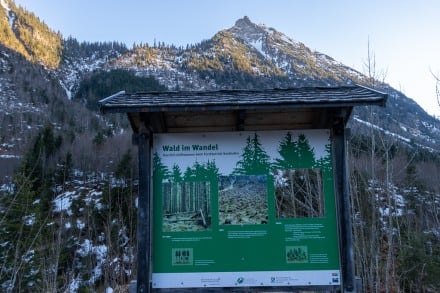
[229, 16, 268, 43]
[233, 16, 266, 31]
[234, 16, 256, 28]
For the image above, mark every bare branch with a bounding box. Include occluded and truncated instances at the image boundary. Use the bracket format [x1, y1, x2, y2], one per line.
[363, 38, 388, 87]
[431, 69, 440, 107]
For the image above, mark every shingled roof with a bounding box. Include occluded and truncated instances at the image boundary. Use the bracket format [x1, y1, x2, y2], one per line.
[99, 85, 386, 113]
[98, 85, 387, 133]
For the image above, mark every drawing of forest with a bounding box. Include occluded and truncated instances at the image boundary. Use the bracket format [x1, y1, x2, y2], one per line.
[218, 175, 268, 225]
[286, 246, 309, 263]
[154, 130, 332, 229]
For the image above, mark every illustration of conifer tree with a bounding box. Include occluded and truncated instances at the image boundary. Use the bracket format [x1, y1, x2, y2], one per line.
[296, 134, 316, 168]
[154, 152, 171, 212]
[233, 136, 253, 174]
[233, 133, 271, 175]
[181, 166, 194, 211]
[171, 164, 182, 182]
[153, 152, 169, 181]
[274, 132, 299, 169]
[185, 161, 210, 214]
[183, 166, 194, 181]
[315, 142, 332, 175]
[193, 161, 205, 181]
[171, 163, 185, 211]
[206, 160, 219, 180]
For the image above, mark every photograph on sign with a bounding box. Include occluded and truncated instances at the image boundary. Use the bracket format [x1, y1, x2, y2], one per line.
[152, 129, 340, 289]
[162, 181, 212, 232]
[274, 168, 325, 218]
[218, 175, 268, 225]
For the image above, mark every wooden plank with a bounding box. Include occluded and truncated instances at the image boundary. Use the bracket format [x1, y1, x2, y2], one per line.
[166, 112, 236, 128]
[245, 111, 316, 125]
[166, 126, 237, 133]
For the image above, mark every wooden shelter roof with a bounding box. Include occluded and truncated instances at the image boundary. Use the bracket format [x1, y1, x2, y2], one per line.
[99, 85, 387, 133]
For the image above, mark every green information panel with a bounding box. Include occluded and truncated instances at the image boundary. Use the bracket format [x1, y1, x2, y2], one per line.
[152, 129, 341, 288]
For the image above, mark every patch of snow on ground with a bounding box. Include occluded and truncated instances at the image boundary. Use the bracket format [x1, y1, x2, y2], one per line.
[23, 214, 35, 226]
[77, 239, 92, 257]
[59, 79, 72, 99]
[249, 38, 265, 57]
[355, 116, 439, 152]
[280, 34, 300, 47]
[0, 154, 20, 159]
[0, 0, 9, 11]
[76, 219, 85, 230]
[0, 0, 13, 29]
[53, 191, 77, 214]
[92, 244, 108, 282]
[77, 239, 108, 284]
[83, 190, 103, 209]
[354, 116, 411, 143]
[0, 182, 14, 193]
[7, 11, 15, 30]
[69, 278, 80, 292]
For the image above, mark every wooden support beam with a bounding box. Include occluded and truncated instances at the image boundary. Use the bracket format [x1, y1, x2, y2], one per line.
[236, 110, 246, 131]
[333, 115, 356, 293]
[136, 114, 153, 293]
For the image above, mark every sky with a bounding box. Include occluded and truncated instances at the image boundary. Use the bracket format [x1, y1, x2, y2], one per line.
[13, 0, 440, 117]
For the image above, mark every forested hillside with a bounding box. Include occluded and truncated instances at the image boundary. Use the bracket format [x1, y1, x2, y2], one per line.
[0, 1, 439, 291]
[0, 0, 62, 68]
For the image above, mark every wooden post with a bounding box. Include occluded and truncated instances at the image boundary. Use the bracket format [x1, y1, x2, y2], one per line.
[136, 129, 152, 293]
[334, 118, 356, 292]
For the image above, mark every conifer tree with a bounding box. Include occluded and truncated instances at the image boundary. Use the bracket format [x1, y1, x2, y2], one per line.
[55, 152, 73, 186]
[296, 134, 316, 168]
[171, 164, 182, 182]
[153, 152, 169, 182]
[274, 132, 299, 169]
[0, 124, 66, 291]
[183, 166, 194, 181]
[315, 142, 332, 175]
[233, 133, 271, 175]
[206, 160, 219, 180]
[233, 136, 253, 174]
[193, 161, 205, 181]
[0, 172, 41, 290]
[115, 150, 133, 179]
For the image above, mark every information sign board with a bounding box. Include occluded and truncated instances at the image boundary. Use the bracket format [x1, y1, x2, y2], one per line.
[152, 129, 340, 288]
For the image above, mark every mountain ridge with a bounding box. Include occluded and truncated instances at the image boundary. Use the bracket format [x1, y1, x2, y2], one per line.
[0, 4, 439, 292]
[0, 5, 439, 156]
[101, 16, 439, 151]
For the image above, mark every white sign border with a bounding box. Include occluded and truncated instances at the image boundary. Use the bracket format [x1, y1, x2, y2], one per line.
[152, 270, 340, 288]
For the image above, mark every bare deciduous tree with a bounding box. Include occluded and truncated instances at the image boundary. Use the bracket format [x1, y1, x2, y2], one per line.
[431, 70, 440, 107]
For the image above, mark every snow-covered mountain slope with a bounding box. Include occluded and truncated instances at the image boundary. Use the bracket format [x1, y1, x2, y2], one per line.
[54, 38, 128, 98]
[1, 6, 439, 163]
[101, 16, 440, 151]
